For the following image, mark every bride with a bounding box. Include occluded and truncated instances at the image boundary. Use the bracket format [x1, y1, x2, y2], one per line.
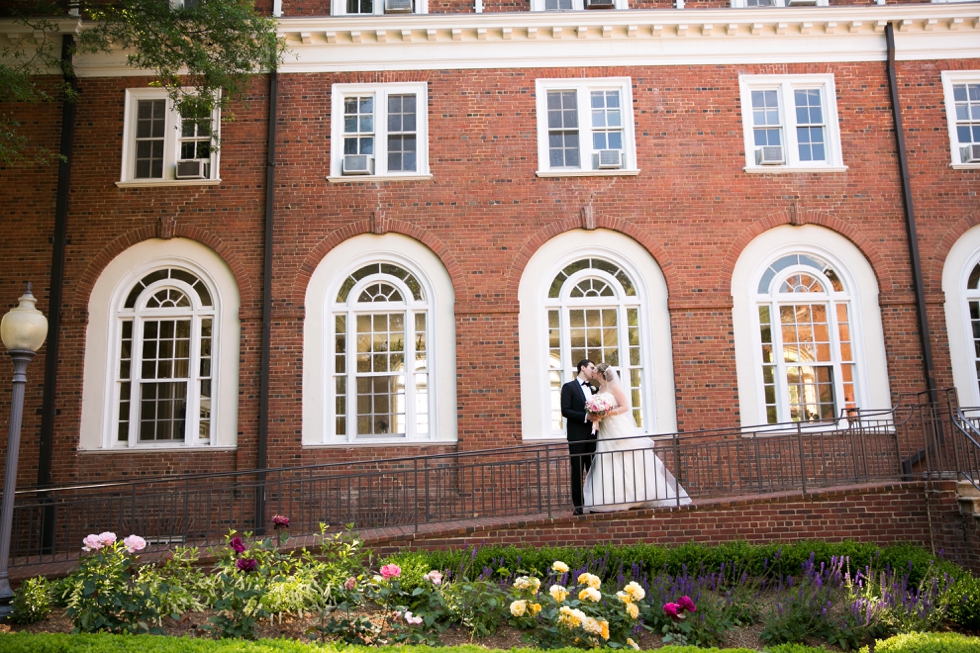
[583, 363, 692, 512]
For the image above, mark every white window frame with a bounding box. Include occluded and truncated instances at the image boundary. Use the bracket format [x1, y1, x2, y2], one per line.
[328, 82, 431, 182]
[534, 78, 639, 178]
[79, 238, 241, 452]
[941, 71, 980, 169]
[530, 0, 627, 10]
[330, 0, 427, 16]
[303, 234, 457, 446]
[731, 226, 891, 430]
[118, 88, 220, 188]
[738, 74, 846, 174]
[518, 230, 677, 441]
[942, 226, 980, 408]
[730, 0, 828, 7]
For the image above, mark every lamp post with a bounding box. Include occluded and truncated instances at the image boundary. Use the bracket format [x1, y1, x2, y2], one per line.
[0, 284, 48, 620]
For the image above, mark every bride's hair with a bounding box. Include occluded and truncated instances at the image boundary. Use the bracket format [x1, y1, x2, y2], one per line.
[595, 362, 613, 380]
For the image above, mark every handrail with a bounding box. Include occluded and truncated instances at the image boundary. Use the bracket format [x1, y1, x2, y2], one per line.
[950, 402, 980, 495]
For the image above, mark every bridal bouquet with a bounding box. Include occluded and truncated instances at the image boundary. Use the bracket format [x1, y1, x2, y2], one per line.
[585, 395, 614, 434]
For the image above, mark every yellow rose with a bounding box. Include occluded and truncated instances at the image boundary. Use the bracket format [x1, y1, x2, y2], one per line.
[552, 561, 569, 573]
[530, 577, 541, 593]
[617, 590, 631, 604]
[586, 573, 601, 589]
[627, 602, 639, 619]
[625, 581, 646, 601]
[600, 620, 610, 640]
[509, 600, 527, 617]
[550, 584, 569, 603]
[578, 587, 601, 602]
[626, 637, 640, 650]
[530, 602, 542, 615]
[577, 572, 590, 585]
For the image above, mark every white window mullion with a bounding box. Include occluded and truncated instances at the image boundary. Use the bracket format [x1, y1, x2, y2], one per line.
[771, 301, 790, 423]
[128, 316, 145, 448]
[403, 307, 415, 437]
[186, 315, 202, 445]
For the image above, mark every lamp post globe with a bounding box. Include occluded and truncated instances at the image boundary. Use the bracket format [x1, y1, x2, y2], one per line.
[0, 283, 47, 621]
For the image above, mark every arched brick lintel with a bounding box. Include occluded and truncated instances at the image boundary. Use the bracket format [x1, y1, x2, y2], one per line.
[292, 219, 463, 308]
[720, 208, 894, 296]
[504, 216, 676, 300]
[929, 208, 980, 295]
[70, 226, 253, 316]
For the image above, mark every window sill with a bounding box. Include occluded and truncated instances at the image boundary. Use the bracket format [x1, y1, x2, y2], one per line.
[304, 439, 457, 448]
[326, 174, 433, 183]
[116, 179, 222, 188]
[950, 163, 980, 170]
[743, 165, 847, 174]
[536, 169, 641, 178]
[80, 445, 237, 453]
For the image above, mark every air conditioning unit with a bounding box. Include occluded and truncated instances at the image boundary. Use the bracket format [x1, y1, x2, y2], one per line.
[597, 149, 623, 169]
[786, 0, 818, 5]
[586, 0, 615, 8]
[385, 0, 413, 12]
[756, 146, 785, 165]
[343, 154, 374, 175]
[175, 159, 207, 179]
[962, 144, 980, 163]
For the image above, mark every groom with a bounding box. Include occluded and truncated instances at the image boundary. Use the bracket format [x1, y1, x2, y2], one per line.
[561, 359, 599, 515]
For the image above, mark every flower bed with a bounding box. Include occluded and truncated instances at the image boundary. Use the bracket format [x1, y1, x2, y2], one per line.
[4, 519, 979, 651]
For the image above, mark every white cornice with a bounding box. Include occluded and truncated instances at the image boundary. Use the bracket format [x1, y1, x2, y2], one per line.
[273, 6, 980, 72]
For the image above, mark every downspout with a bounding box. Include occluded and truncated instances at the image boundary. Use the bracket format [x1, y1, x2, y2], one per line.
[38, 34, 77, 553]
[255, 67, 278, 535]
[886, 23, 937, 403]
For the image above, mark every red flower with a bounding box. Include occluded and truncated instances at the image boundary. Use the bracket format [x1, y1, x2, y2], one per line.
[677, 595, 697, 613]
[229, 537, 246, 554]
[663, 602, 680, 620]
[236, 557, 257, 572]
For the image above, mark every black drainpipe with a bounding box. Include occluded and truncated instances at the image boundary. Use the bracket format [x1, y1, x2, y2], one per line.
[38, 34, 77, 553]
[255, 67, 278, 535]
[886, 23, 938, 403]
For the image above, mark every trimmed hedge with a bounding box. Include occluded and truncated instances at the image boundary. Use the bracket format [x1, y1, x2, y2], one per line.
[393, 540, 963, 586]
[0, 633, 763, 653]
[860, 632, 980, 653]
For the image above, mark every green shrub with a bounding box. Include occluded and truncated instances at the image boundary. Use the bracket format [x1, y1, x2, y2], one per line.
[765, 645, 833, 653]
[946, 573, 980, 632]
[10, 575, 51, 625]
[860, 631, 980, 653]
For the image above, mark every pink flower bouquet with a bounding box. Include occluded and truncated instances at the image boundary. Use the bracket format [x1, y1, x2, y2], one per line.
[585, 395, 614, 433]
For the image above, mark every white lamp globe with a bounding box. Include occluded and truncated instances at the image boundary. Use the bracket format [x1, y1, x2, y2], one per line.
[1, 285, 48, 353]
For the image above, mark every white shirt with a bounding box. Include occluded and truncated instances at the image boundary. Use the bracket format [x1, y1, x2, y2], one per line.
[577, 376, 593, 422]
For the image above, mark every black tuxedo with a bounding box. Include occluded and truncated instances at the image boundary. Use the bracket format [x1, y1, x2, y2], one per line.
[561, 378, 598, 512]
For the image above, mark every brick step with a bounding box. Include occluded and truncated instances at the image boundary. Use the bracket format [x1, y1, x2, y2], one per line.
[957, 480, 980, 517]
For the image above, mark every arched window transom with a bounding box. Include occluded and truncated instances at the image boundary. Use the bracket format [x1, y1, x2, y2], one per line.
[756, 253, 855, 424]
[545, 257, 645, 432]
[965, 262, 980, 400]
[116, 267, 216, 446]
[332, 262, 430, 441]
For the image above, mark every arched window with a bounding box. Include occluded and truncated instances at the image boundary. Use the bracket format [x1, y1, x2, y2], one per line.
[331, 262, 430, 440]
[964, 262, 980, 402]
[735, 227, 888, 427]
[942, 227, 980, 407]
[304, 234, 456, 446]
[519, 230, 676, 441]
[80, 238, 240, 451]
[115, 267, 217, 445]
[754, 253, 856, 424]
[545, 257, 646, 430]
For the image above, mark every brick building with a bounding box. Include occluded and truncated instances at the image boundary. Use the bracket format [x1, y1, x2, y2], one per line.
[0, 0, 978, 495]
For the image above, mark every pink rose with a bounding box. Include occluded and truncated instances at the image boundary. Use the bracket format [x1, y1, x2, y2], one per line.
[663, 602, 681, 620]
[98, 532, 117, 546]
[272, 514, 290, 529]
[380, 563, 401, 579]
[404, 610, 423, 625]
[344, 576, 357, 590]
[229, 537, 246, 554]
[123, 535, 147, 553]
[423, 570, 443, 585]
[677, 595, 696, 613]
[82, 534, 103, 552]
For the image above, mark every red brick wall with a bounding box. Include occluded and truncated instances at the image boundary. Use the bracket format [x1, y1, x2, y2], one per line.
[0, 53, 978, 486]
[366, 481, 980, 574]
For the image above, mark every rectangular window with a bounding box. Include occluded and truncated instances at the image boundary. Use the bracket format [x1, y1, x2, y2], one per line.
[533, 0, 626, 9]
[732, 0, 828, 6]
[333, 0, 424, 15]
[138, 319, 191, 441]
[355, 313, 406, 438]
[941, 71, 980, 167]
[739, 75, 844, 172]
[121, 89, 220, 185]
[330, 83, 429, 180]
[536, 78, 638, 177]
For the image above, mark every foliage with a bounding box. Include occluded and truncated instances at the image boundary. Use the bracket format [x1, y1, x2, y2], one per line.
[0, 0, 284, 166]
[201, 532, 273, 639]
[860, 631, 980, 653]
[945, 573, 980, 632]
[765, 645, 834, 653]
[10, 575, 52, 624]
[136, 546, 208, 624]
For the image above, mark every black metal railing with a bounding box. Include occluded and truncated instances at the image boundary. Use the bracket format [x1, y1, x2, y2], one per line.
[4, 391, 977, 568]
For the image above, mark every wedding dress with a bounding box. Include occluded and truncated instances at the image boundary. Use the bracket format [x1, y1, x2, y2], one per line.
[582, 392, 692, 512]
